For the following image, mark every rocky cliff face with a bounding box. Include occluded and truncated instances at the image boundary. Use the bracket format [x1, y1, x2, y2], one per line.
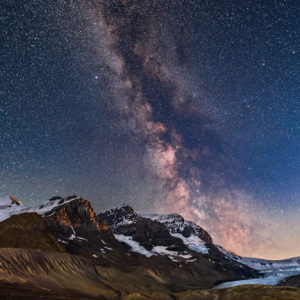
[36, 196, 120, 259]
[43, 196, 110, 237]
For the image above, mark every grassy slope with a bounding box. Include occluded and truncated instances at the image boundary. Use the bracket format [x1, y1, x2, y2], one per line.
[0, 212, 65, 252]
[0, 248, 300, 299]
[176, 285, 300, 300]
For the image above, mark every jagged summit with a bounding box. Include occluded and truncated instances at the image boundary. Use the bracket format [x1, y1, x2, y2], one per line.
[103, 203, 138, 215]
[145, 213, 214, 246]
[98, 203, 140, 229]
[49, 196, 63, 202]
[99, 205, 213, 256]
[99, 204, 213, 248]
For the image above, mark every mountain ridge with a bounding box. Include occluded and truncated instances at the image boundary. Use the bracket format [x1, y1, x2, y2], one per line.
[1, 195, 300, 299]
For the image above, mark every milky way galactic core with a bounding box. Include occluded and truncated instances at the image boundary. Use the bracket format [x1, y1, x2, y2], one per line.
[0, 0, 299, 259]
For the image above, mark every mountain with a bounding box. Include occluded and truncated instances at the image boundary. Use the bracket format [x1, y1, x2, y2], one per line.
[98, 204, 259, 278]
[0, 195, 299, 299]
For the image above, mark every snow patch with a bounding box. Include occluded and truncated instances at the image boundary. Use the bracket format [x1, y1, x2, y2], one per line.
[68, 234, 76, 240]
[114, 234, 154, 257]
[115, 235, 196, 261]
[58, 239, 69, 244]
[152, 246, 177, 256]
[172, 232, 208, 254]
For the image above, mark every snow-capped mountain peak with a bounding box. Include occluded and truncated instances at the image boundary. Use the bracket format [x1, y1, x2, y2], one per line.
[142, 213, 212, 255]
[0, 194, 82, 222]
[98, 203, 140, 229]
[33, 195, 82, 216]
[100, 205, 225, 258]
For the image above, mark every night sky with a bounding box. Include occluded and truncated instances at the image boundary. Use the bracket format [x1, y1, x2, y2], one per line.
[0, 0, 299, 259]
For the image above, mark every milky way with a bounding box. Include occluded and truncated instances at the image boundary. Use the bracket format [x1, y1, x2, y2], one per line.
[0, 0, 299, 259]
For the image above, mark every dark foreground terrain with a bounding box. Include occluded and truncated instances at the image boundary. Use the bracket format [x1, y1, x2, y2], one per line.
[0, 196, 299, 299]
[1, 277, 300, 300]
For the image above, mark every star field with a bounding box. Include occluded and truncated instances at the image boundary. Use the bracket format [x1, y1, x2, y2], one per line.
[0, 0, 299, 259]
